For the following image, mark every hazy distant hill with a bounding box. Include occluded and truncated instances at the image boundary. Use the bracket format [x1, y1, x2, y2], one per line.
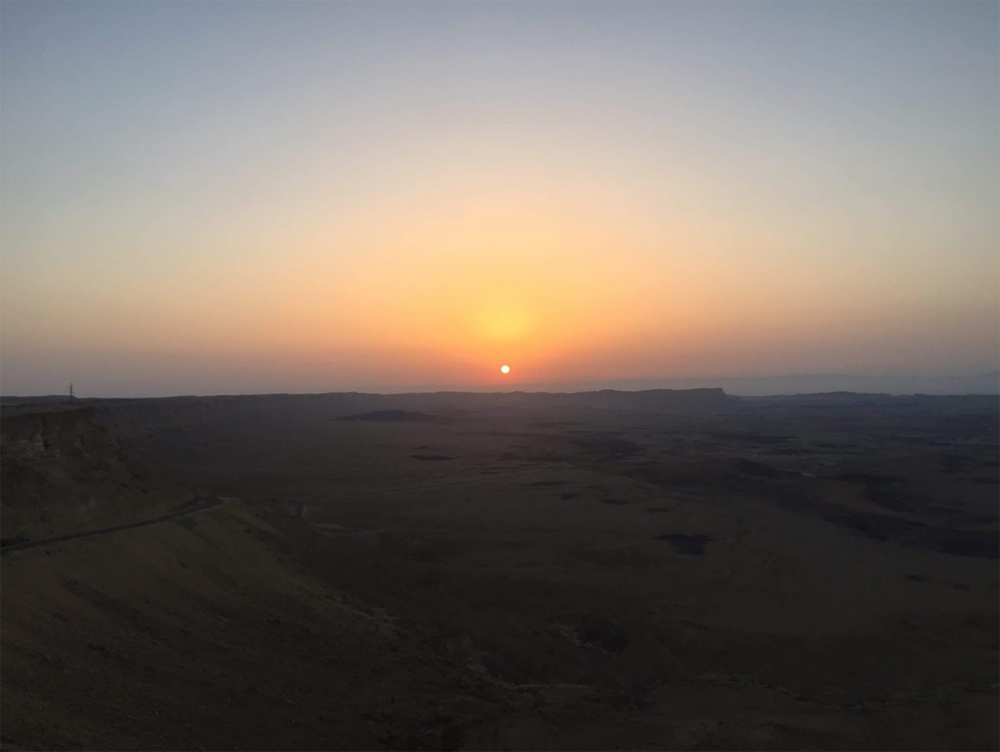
[531, 372, 1000, 397]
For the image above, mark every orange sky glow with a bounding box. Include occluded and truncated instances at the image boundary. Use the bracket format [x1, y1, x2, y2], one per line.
[1, 2, 997, 396]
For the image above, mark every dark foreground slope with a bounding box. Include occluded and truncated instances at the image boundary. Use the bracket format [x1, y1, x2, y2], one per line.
[2, 390, 997, 750]
[2, 500, 517, 751]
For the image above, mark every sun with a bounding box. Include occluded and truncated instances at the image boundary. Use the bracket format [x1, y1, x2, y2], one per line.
[500, 364, 510, 374]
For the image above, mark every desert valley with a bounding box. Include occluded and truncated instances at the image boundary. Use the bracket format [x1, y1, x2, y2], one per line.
[1, 388, 997, 750]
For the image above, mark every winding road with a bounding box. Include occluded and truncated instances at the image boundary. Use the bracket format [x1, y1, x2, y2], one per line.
[0, 496, 232, 555]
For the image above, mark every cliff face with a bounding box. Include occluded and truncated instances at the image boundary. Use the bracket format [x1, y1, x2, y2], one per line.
[0, 406, 184, 540]
[1, 407, 98, 465]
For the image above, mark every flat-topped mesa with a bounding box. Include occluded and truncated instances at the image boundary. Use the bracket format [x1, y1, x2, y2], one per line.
[383, 387, 732, 413]
[501, 387, 731, 411]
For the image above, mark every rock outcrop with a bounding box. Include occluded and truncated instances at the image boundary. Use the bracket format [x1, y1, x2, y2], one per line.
[1, 406, 183, 540]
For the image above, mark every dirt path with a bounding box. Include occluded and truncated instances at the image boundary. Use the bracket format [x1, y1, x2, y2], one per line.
[0, 497, 231, 555]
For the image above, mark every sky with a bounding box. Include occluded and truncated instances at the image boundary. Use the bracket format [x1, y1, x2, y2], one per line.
[2, 1, 998, 397]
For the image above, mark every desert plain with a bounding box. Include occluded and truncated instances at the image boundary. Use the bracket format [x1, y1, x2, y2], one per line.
[1, 388, 997, 750]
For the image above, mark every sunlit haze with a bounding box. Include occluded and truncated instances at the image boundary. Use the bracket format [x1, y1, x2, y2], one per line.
[2, 1, 998, 397]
